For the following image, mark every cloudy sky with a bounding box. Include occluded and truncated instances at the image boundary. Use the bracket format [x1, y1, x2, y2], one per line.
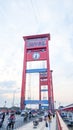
[0, 0, 73, 108]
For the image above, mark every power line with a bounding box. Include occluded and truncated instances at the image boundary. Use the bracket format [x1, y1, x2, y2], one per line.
[30, 0, 39, 24]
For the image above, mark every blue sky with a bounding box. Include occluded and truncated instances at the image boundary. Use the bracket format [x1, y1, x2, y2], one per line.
[0, 0, 73, 108]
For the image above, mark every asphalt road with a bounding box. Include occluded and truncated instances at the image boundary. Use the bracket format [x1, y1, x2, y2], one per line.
[0, 115, 30, 130]
[0, 114, 41, 130]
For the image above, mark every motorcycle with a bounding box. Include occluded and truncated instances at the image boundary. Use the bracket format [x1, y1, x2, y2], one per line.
[0, 118, 3, 128]
[6, 118, 15, 130]
[33, 119, 39, 128]
[23, 112, 28, 122]
[0, 112, 5, 128]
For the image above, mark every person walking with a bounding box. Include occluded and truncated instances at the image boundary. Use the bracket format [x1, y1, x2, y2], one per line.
[44, 110, 48, 120]
[2, 112, 5, 123]
[47, 112, 52, 130]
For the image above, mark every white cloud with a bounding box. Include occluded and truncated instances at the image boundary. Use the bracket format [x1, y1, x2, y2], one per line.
[0, 0, 73, 107]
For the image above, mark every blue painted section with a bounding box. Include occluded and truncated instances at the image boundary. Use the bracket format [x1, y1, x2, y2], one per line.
[41, 106, 48, 109]
[26, 68, 47, 73]
[24, 100, 49, 104]
[41, 89, 48, 91]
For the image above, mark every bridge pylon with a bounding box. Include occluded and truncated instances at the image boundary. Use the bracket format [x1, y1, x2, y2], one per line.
[20, 34, 54, 111]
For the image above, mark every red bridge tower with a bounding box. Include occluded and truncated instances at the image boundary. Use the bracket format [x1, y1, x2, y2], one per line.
[20, 33, 54, 111]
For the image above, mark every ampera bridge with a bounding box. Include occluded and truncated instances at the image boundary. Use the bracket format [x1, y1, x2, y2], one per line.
[19, 34, 73, 130]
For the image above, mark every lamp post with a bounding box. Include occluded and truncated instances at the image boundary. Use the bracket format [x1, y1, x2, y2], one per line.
[54, 101, 56, 110]
[12, 88, 20, 107]
[4, 101, 7, 107]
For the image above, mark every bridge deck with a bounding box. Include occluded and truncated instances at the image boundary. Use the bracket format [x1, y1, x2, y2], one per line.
[16, 116, 56, 130]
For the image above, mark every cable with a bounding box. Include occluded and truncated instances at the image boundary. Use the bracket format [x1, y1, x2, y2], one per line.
[30, 0, 39, 24]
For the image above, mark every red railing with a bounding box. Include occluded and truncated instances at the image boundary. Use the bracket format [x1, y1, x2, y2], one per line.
[56, 111, 68, 130]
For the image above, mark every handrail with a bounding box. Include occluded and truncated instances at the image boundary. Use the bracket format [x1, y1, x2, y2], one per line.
[56, 111, 69, 130]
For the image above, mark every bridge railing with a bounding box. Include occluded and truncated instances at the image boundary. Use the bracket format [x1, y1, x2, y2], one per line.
[56, 111, 69, 130]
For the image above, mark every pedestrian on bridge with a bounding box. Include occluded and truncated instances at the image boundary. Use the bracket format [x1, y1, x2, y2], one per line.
[47, 112, 52, 130]
[44, 110, 48, 120]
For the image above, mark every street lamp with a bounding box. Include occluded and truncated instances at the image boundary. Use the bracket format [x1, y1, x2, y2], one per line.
[12, 88, 20, 107]
[54, 101, 56, 110]
[4, 101, 7, 107]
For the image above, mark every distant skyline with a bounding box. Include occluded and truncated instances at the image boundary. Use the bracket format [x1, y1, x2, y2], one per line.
[0, 0, 73, 108]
